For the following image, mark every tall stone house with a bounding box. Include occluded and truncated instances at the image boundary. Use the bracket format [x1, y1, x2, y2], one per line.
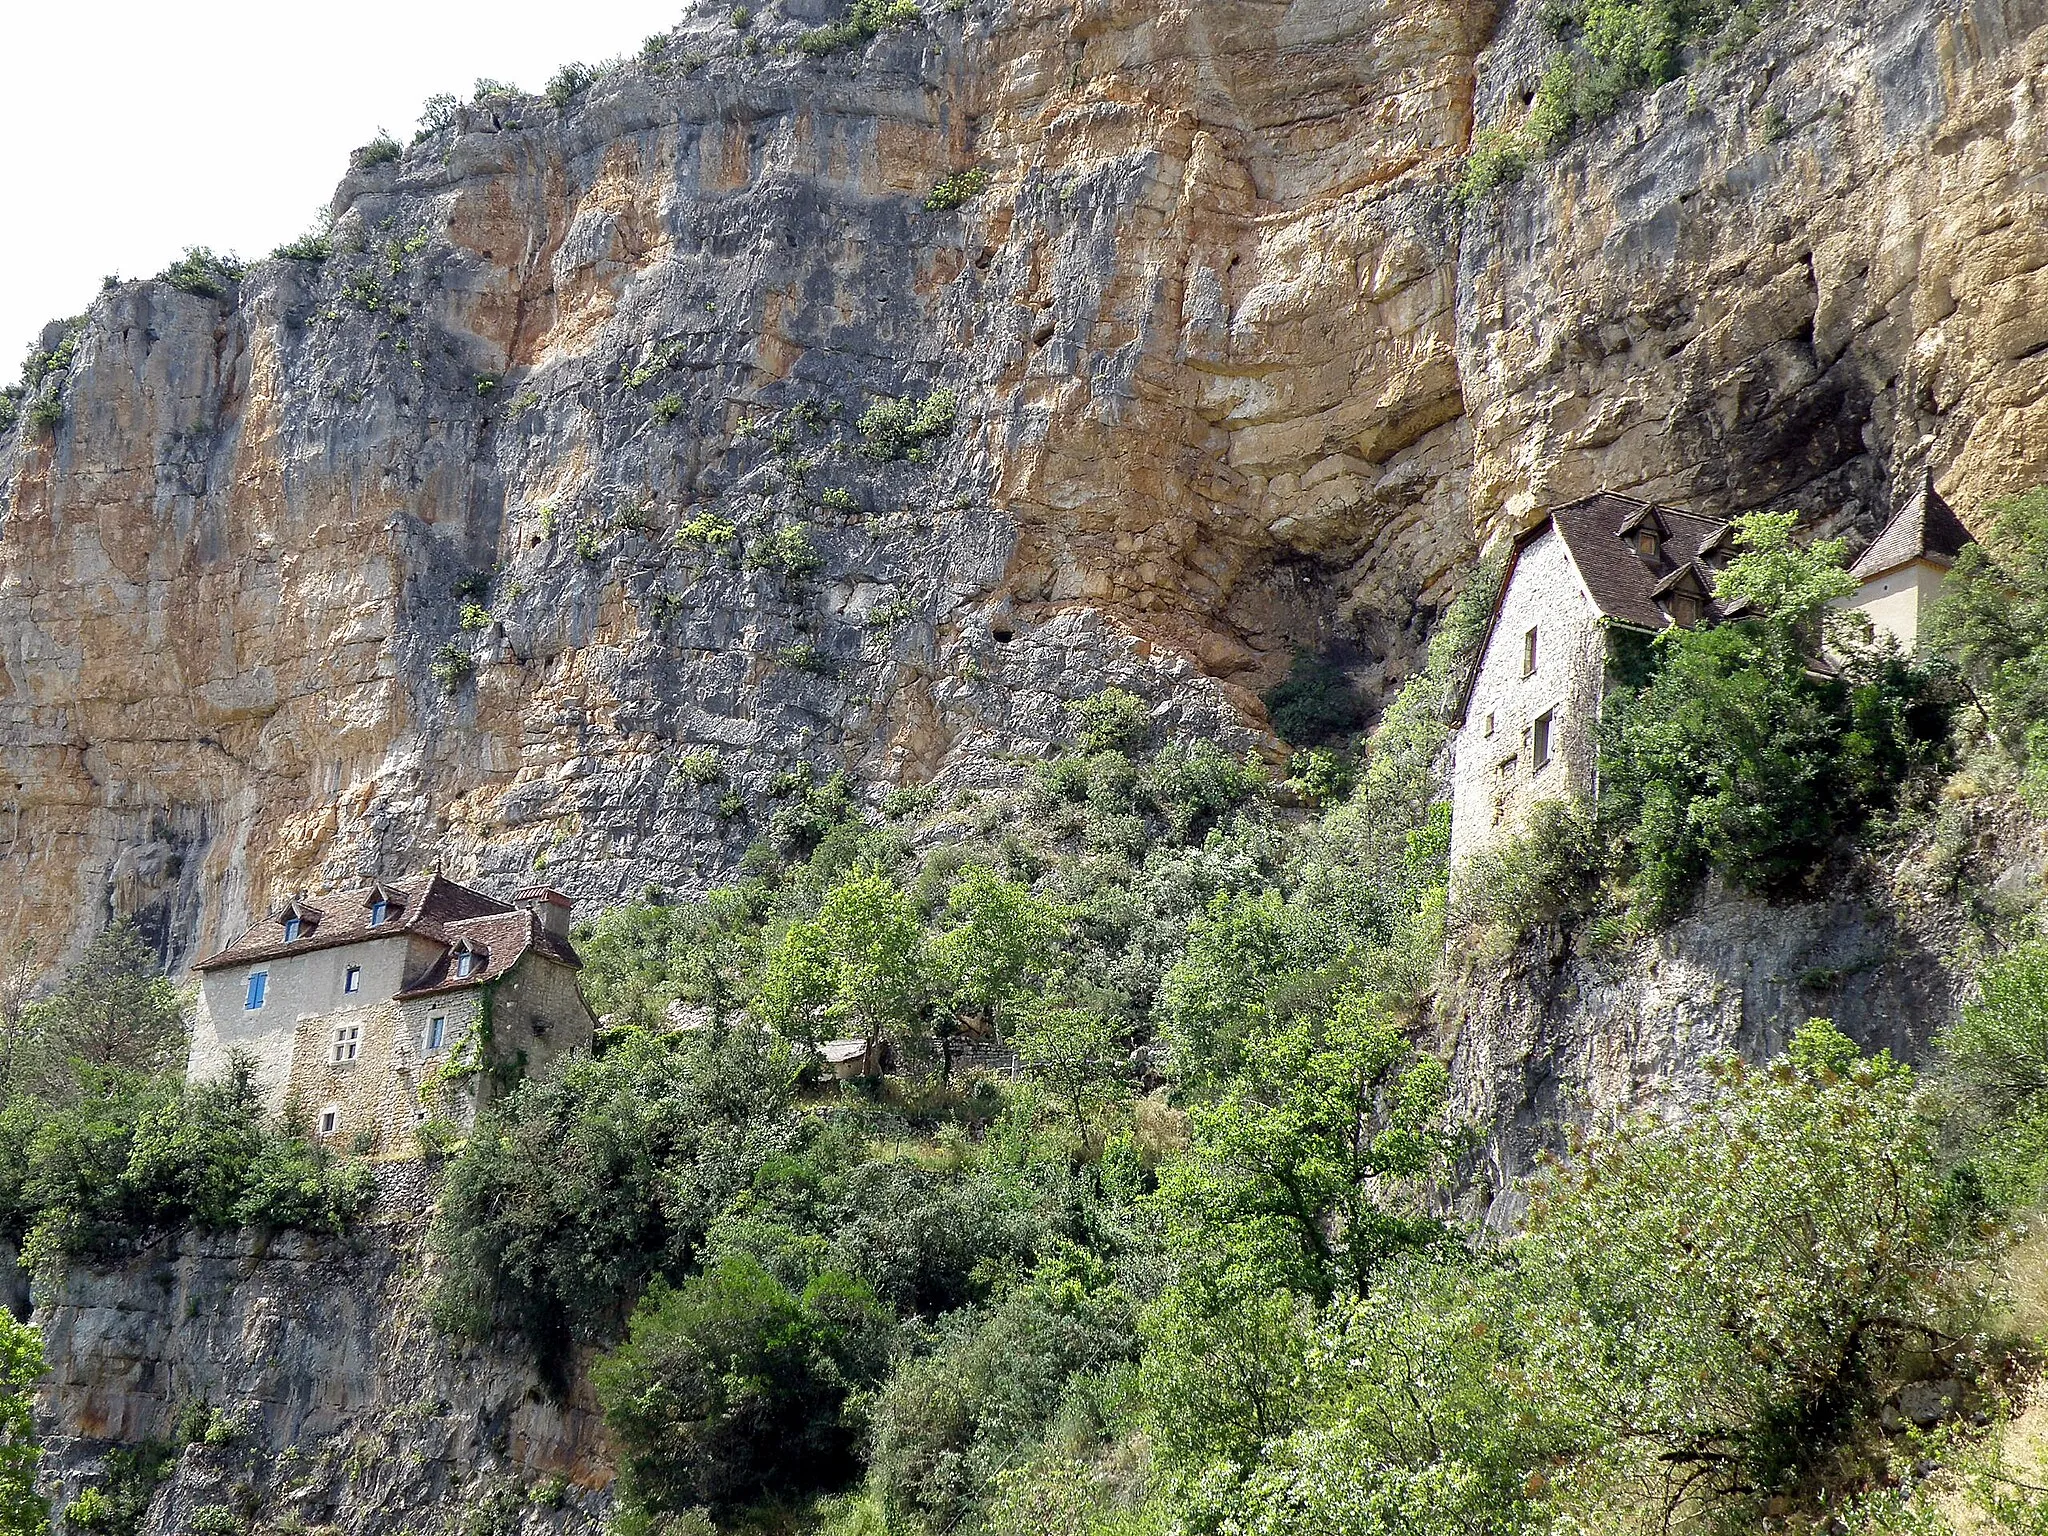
[189, 873, 596, 1149]
[1449, 487, 1970, 867]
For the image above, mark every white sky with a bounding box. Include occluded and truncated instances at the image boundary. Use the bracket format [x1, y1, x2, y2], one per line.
[1, 0, 691, 366]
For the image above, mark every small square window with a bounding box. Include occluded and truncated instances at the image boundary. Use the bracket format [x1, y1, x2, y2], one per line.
[1522, 627, 1539, 676]
[344, 965, 361, 994]
[245, 971, 267, 1009]
[426, 1016, 446, 1052]
[1533, 709, 1554, 770]
[331, 1025, 360, 1065]
[318, 1107, 339, 1135]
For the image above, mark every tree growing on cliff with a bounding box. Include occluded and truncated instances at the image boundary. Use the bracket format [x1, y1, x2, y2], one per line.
[1600, 514, 1950, 920]
[21, 921, 185, 1094]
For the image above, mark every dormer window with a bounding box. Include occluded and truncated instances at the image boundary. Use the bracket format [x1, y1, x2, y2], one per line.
[1669, 592, 1703, 627]
[283, 916, 302, 942]
[1634, 529, 1660, 558]
[369, 899, 390, 927]
[453, 944, 485, 980]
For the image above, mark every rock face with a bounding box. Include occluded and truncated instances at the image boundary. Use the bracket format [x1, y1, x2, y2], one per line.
[7, 0, 2048, 973]
[31, 1194, 612, 1534]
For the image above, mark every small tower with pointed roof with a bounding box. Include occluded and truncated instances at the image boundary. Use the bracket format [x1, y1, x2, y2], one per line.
[1840, 471, 1974, 651]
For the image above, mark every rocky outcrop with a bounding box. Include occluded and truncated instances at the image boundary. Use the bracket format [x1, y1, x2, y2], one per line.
[32, 1192, 611, 1535]
[9, 0, 2048, 973]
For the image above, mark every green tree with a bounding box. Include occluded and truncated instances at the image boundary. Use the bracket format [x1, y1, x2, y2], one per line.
[1205, 1256, 1564, 1536]
[23, 921, 186, 1089]
[1600, 515, 1948, 920]
[1926, 485, 2048, 785]
[430, 1028, 807, 1357]
[1010, 1002, 1124, 1149]
[593, 1256, 891, 1517]
[755, 869, 932, 1056]
[932, 867, 1071, 1035]
[0, 1309, 43, 1536]
[1514, 1020, 1967, 1515]
[1153, 992, 1456, 1305]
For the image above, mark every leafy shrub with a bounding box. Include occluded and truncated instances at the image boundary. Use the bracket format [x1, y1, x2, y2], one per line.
[25, 395, 63, 433]
[429, 643, 475, 690]
[1285, 748, 1353, 807]
[1067, 688, 1148, 754]
[680, 750, 724, 785]
[351, 132, 402, 170]
[595, 1258, 891, 1518]
[1452, 797, 1601, 943]
[1600, 513, 1950, 921]
[1926, 485, 2048, 796]
[1456, 123, 1534, 200]
[676, 510, 738, 550]
[430, 1029, 809, 1357]
[271, 229, 333, 262]
[777, 641, 830, 675]
[575, 527, 607, 562]
[1144, 742, 1266, 838]
[749, 526, 824, 578]
[820, 487, 857, 512]
[798, 0, 923, 55]
[869, 1282, 1136, 1532]
[1260, 650, 1365, 745]
[924, 169, 991, 211]
[651, 392, 686, 424]
[857, 388, 956, 461]
[545, 62, 601, 106]
[414, 91, 461, 141]
[458, 602, 492, 631]
[1516, 1021, 1970, 1511]
[160, 247, 245, 300]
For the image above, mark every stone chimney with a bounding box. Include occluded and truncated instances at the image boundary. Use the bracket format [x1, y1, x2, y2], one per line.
[513, 886, 574, 939]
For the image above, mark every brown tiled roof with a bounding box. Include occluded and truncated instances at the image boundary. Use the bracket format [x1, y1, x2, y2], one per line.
[1549, 492, 1734, 633]
[1452, 492, 1731, 725]
[396, 910, 579, 998]
[1849, 474, 1973, 581]
[195, 873, 581, 987]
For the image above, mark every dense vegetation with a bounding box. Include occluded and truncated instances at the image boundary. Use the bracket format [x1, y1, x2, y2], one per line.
[10, 495, 2048, 1536]
[0, 923, 369, 1282]
[407, 504, 2048, 1536]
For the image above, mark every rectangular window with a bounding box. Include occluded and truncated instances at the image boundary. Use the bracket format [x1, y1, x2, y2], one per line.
[1522, 627, 1539, 676]
[344, 965, 361, 994]
[318, 1107, 338, 1135]
[282, 916, 301, 942]
[245, 971, 267, 1009]
[1533, 710, 1554, 770]
[331, 1025, 360, 1064]
[1482, 712, 1495, 738]
[426, 1016, 446, 1052]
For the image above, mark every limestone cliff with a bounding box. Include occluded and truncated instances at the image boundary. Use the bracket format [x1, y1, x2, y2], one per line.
[31, 1181, 611, 1536]
[8, 0, 2047, 976]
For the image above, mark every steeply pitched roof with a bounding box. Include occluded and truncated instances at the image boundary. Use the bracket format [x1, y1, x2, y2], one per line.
[1452, 492, 1732, 725]
[195, 872, 580, 986]
[1549, 492, 1734, 632]
[1850, 473, 1974, 581]
[396, 910, 580, 998]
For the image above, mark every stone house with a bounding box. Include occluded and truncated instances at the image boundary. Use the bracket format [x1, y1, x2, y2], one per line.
[189, 873, 595, 1150]
[1449, 488, 1972, 868]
